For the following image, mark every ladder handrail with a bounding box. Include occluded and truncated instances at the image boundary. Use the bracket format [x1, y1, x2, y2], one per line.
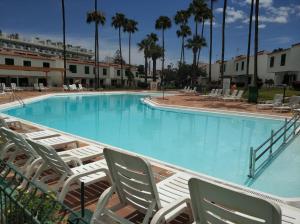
[11, 91, 26, 107]
[248, 114, 300, 178]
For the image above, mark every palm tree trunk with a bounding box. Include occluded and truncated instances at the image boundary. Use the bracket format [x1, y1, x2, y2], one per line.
[129, 32, 131, 71]
[253, 0, 259, 87]
[162, 29, 165, 89]
[180, 36, 184, 64]
[153, 58, 157, 82]
[209, 0, 214, 83]
[93, 0, 98, 89]
[118, 27, 123, 86]
[220, 0, 228, 85]
[197, 19, 205, 66]
[182, 36, 185, 64]
[96, 24, 100, 88]
[61, 0, 67, 85]
[144, 55, 148, 84]
[246, 0, 254, 86]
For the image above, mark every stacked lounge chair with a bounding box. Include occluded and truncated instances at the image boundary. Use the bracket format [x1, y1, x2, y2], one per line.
[273, 96, 300, 113]
[257, 94, 283, 110]
[223, 90, 244, 101]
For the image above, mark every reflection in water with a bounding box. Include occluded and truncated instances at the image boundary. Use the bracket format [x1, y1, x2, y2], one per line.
[4, 94, 283, 186]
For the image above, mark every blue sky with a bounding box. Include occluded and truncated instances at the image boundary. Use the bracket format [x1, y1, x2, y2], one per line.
[0, 0, 300, 66]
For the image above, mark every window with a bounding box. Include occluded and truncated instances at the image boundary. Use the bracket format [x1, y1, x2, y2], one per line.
[280, 54, 286, 66]
[23, 60, 31, 67]
[69, 65, 77, 73]
[117, 70, 121, 76]
[84, 66, 90, 74]
[5, 58, 14, 65]
[270, 56, 275, 67]
[43, 62, 50, 68]
[236, 63, 239, 71]
[103, 68, 107, 75]
[241, 61, 245, 71]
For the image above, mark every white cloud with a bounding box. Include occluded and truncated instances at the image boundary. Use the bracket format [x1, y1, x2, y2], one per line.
[245, 0, 273, 8]
[216, 7, 247, 24]
[258, 24, 266, 29]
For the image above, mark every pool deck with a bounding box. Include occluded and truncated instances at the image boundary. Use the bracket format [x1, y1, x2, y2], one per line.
[1, 90, 300, 223]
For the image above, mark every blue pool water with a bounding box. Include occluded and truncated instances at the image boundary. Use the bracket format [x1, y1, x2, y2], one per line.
[3, 94, 295, 197]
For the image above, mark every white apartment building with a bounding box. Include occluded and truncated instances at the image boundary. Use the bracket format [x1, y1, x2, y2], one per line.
[267, 43, 300, 85]
[202, 51, 273, 86]
[202, 43, 300, 87]
[0, 32, 146, 88]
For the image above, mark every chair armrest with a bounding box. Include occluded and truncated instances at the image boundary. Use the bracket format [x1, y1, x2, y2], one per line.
[150, 197, 191, 224]
[58, 167, 111, 202]
[57, 153, 83, 166]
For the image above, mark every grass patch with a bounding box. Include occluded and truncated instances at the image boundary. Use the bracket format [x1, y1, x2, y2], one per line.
[243, 88, 300, 101]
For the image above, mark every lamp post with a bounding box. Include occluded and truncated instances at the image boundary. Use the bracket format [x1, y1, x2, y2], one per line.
[283, 84, 287, 104]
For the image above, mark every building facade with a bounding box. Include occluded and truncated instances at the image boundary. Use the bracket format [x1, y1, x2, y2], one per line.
[201, 44, 300, 86]
[0, 32, 149, 88]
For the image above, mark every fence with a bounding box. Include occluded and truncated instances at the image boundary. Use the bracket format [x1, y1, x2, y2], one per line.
[0, 160, 89, 224]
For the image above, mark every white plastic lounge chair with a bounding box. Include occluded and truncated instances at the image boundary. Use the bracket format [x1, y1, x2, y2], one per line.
[1, 83, 12, 92]
[63, 84, 69, 91]
[257, 94, 283, 110]
[222, 89, 231, 98]
[223, 89, 238, 101]
[188, 178, 281, 224]
[34, 135, 79, 149]
[27, 139, 109, 202]
[39, 83, 49, 91]
[91, 148, 189, 224]
[0, 115, 22, 129]
[0, 127, 103, 163]
[180, 86, 187, 92]
[184, 86, 191, 93]
[273, 96, 300, 113]
[68, 84, 76, 91]
[202, 89, 216, 97]
[151, 176, 300, 224]
[23, 130, 60, 140]
[78, 84, 85, 91]
[33, 83, 40, 91]
[11, 83, 24, 91]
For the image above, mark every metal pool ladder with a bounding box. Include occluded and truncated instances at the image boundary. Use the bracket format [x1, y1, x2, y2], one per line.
[248, 114, 300, 178]
[11, 91, 26, 107]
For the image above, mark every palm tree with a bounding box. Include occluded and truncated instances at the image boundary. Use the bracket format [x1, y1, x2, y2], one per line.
[174, 10, 191, 64]
[208, 0, 218, 83]
[155, 16, 172, 88]
[61, 0, 67, 85]
[149, 44, 163, 82]
[185, 35, 207, 85]
[253, 0, 259, 87]
[123, 19, 138, 72]
[112, 13, 126, 86]
[86, 2, 106, 89]
[246, 0, 254, 86]
[197, 7, 211, 66]
[138, 38, 151, 84]
[185, 35, 207, 67]
[220, 0, 228, 85]
[189, 0, 207, 36]
[176, 25, 192, 64]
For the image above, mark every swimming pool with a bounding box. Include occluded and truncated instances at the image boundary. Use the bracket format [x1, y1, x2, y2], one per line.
[2, 93, 296, 197]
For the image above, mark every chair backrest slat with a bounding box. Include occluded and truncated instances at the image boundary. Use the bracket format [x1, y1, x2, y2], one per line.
[0, 127, 38, 159]
[188, 178, 281, 224]
[26, 139, 73, 176]
[103, 148, 161, 214]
